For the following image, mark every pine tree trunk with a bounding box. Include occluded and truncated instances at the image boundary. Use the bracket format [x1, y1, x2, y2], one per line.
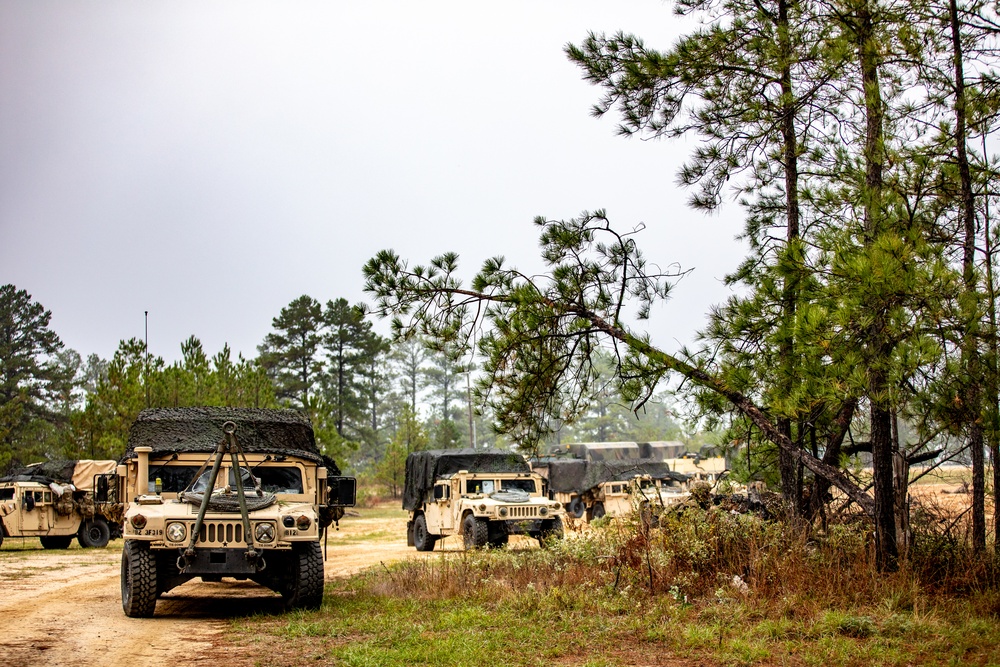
[777, 0, 804, 517]
[856, 0, 897, 570]
[949, 0, 986, 551]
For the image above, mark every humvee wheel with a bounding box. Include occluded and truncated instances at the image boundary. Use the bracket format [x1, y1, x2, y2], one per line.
[40, 536, 73, 549]
[539, 517, 564, 548]
[567, 497, 585, 518]
[487, 523, 508, 549]
[78, 518, 111, 548]
[413, 514, 436, 552]
[283, 542, 324, 611]
[462, 514, 488, 550]
[121, 540, 157, 617]
[591, 502, 606, 520]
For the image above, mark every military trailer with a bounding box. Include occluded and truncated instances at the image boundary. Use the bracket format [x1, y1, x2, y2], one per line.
[539, 459, 690, 521]
[0, 459, 121, 549]
[110, 407, 356, 617]
[403, 448, 565, 551]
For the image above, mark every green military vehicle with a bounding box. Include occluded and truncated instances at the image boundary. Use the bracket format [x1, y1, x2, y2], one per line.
[109, 407, 356, 617]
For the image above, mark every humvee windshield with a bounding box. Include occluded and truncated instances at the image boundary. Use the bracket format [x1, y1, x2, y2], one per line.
[501, 479, 536, 493]
[188, 466, 304, 494]
[0, 488, 13, 500]
[466, 479, 495, 494]
[256, 466, 303, 494]
[154, 466, 203, 493]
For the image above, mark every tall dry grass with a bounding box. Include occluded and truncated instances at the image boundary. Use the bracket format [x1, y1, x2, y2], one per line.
[362, 503, 999, 616]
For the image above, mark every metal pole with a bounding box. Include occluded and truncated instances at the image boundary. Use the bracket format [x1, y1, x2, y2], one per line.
[144, 311, 149, 408]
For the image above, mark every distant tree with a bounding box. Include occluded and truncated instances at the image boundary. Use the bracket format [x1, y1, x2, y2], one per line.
[375, 404, 427, 497]
[258, 295, 325, 407]
[0, 285, 77, 470]
[392, 337, 429, 415]
[423, 346, 470, 448]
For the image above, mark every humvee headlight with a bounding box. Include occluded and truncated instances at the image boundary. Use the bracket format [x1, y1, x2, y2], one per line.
[254, 522, 275, 543]
[539, 507, 548, 517]
[165, 522, 187, 542]
[552, 502, 561, 510]
[478, 504, 487, 513]
[296, 515, 312, 531]
[131, 514, 147, 530]
[498, 507, 509, 517]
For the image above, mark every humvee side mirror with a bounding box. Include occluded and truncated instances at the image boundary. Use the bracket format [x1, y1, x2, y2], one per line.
[24, 493, 35, 511]
[328, 477, 357, 507]
[96, 475, 109, 503]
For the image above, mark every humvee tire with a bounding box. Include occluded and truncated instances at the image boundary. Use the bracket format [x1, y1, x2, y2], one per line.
[40, 536, 73, 549]
[122, 540, 158, 617]
[462, 514, 488, 550]
[78, 518, 111, 548]
[487, 523, 509, 549]
[591, 502, 606, 520]
[567, 497, 585, 518]
[413, 514, 436, 552]
[283, 542, 324, 611]
[538, 517, 564, 547]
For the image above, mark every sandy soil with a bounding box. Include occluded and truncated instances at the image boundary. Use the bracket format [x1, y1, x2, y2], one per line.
[0, 505, 420, 667]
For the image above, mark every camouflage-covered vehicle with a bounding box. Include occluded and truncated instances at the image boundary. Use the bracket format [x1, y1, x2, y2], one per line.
[536, 459, 690, 522]
[110, 407, 355, 617]
[404, 449, 565, 550]
[0, 459, 121, 549]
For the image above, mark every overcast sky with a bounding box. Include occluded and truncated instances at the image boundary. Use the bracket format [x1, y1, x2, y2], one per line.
[1, 1, 745, 365]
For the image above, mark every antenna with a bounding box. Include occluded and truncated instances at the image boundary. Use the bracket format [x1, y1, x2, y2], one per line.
[144, 310, 150, 408]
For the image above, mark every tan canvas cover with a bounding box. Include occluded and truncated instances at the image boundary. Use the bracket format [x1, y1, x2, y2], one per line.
[71, 460, 117, 491]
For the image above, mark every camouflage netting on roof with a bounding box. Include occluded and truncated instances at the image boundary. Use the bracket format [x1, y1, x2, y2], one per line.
[403, 448, 530, 511]
[545, 459, 689, 495]
[0, 460, 78, 486]
[125, 407, 324, 464]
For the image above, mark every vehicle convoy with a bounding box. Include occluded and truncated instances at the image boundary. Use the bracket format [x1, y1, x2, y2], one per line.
[109, 407, 356, 617]
[0, 459, 121, 549]
[537, 458, 690, 521]
[403, 448, 565, 551]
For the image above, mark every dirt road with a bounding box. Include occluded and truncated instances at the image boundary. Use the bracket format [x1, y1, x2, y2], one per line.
[0, 506, 425, 667]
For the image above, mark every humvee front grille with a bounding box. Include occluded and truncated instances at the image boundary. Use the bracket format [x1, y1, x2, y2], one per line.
[506, 506, 540, 519]
[197, 521, 245, 546]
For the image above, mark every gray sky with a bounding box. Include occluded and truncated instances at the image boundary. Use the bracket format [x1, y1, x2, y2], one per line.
[1, 1, 744, 365]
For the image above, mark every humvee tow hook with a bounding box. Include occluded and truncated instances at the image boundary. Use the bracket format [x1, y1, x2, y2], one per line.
[181, 421, 261, 571]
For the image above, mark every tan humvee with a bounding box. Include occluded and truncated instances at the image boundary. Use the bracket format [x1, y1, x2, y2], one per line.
[556, 474, 690, 521]
[0, 460, 119, 549]
[539, 458, 691, 523]
[403, 449, 565, 550]
[114, 407, 355, 617]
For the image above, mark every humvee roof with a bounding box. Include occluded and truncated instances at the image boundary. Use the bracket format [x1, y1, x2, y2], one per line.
[124, 407, 323, 464]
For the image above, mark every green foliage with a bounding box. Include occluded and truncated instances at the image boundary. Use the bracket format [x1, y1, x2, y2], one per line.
[0, 285, 77, 470]
[258, 295, 324, 407]
[74, 336, 278, 461]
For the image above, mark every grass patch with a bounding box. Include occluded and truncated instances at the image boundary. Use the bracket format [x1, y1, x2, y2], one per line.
[229, 508, 1000, 666]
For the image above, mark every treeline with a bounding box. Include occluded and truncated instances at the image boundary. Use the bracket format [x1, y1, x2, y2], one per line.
[0, 285, 685, 491]
[561, 0, 1000, 569]
[360, 0, 1000, 571]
